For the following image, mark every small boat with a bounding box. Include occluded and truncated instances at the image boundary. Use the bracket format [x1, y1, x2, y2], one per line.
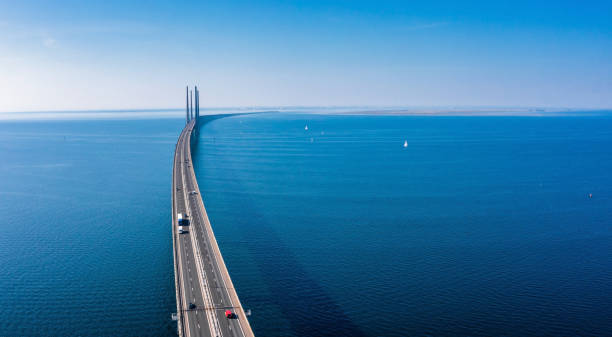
[403, 140, 408, 148]
[305, 125, 309, 131]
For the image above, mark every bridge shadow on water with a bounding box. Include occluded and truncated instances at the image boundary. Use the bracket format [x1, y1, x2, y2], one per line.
[192, 114, 367, 336]
[237, 206, 368, 337]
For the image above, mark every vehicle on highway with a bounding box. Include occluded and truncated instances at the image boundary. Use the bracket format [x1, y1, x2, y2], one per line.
[189, 190, 198, 195]
[178, 213, 189, 226]
[225, 310, 236, 319]
[178, 226, 187, 234]
[189, 303, 196, 310]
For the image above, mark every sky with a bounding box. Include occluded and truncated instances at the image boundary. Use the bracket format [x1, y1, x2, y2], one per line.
[0, 0, 611, 112]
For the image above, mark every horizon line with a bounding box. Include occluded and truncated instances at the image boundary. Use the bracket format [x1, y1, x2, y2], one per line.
[2, 105, 612, 115]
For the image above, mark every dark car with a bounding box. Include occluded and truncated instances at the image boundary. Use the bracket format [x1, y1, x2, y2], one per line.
[189, 303, 197, 310]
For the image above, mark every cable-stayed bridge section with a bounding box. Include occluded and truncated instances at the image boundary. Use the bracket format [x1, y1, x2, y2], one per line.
[172, 86, 254, 337]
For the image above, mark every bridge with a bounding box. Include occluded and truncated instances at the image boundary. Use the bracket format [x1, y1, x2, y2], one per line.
[172, 86, 254, 337]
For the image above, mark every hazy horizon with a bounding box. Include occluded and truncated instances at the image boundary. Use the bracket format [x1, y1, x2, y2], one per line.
[1, 1, 611, 112]
[2, 106, 611, 122]
[2, 104, 612, 114]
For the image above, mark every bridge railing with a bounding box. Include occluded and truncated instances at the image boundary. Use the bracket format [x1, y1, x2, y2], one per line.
[172, 129, 187, 337]
[184, 120, 255, 337]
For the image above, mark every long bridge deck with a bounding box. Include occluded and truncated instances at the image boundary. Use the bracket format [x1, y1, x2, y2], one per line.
[172, 118, 254, 337]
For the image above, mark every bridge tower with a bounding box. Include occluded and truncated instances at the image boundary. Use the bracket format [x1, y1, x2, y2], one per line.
[185, 86, 189, 124]
[185, 85, 201, 125]
[195, 86, 199, 126]
[198, 87, 200, 121]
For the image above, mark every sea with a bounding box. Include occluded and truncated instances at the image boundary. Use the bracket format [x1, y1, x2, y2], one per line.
[1, 110, 611, 336]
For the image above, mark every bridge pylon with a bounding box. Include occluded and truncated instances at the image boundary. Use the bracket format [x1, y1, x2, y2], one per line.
[185, 86, 190, 124]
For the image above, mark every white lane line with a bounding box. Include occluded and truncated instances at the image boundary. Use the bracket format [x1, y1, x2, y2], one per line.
[174, 196, 191, 337]
[183, 179, 222, 337]
[196, 197, 249, 337]
[184, 123, 253, 337]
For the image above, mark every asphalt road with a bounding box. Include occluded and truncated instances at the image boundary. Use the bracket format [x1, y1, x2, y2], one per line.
[172, 120, 253, 337]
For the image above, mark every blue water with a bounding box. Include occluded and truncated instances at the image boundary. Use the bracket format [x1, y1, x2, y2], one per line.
[194, 113, 612, 336]
[0, 118, 182, 336]
[1, 113, 612, 336]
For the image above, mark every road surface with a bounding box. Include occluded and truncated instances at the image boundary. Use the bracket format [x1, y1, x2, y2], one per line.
[172, 119, 254, 337]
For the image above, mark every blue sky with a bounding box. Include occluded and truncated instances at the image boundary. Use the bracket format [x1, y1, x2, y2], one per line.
[0, 0, 611, 111]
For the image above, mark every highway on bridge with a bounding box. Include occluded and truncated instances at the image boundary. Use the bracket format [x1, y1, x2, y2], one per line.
[172, 119, 254, 337]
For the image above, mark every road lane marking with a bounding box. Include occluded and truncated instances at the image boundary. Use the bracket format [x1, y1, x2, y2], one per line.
[176, 123, 251, 337]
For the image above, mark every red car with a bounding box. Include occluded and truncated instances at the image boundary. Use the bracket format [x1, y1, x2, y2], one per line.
[225, 310, 236, 319]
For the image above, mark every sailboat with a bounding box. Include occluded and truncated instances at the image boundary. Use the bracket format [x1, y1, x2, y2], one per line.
[305, 125, 309, 131]
[403, 140, 408, 148]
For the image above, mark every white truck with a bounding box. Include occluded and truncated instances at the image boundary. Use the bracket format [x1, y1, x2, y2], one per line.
[177, 213, 188, 226]
[178, 226, 186, 234]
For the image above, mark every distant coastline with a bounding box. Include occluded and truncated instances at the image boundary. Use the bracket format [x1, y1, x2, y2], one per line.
[323, 107, 610, 117]
[2, 107, 609, 121]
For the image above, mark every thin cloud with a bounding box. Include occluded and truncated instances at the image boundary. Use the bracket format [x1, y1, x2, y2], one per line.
[405, 22, 450, 31]
[43, 37, 57, 48]
[75, 21, 157, 35]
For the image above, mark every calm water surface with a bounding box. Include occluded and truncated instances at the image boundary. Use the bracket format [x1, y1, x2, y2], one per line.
[194, 113, 612, 336]
[1, 113, 612, 336]
[0, 118, 181, 336]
